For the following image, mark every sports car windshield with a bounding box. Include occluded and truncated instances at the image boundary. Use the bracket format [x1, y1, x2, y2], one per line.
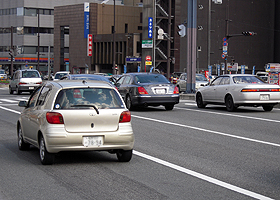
[233, 76, 265, 84]
[135, 74, 169, 83]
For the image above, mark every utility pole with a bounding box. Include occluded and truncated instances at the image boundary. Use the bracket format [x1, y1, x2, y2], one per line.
[10, 26, 14, 76]
[112, 0, 116, 75]
[37, 9, 40, 72]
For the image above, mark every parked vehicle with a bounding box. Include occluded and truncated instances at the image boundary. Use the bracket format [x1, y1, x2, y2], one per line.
[115, 73, 179, 110]
[196, 74, 280, 111]
[17, 80, 134, 165]
[0, 69, 7, 80]
[53, 71, 70, 81]
[176, 73, 209, 92]
[9, 69, 42, 94]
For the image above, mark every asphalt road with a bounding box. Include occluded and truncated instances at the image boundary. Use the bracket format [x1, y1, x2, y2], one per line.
[0, 85, 279, 200]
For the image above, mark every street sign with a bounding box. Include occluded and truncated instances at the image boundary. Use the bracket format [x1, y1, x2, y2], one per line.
[145, 55, 152, 61]
[223, 46, 228, 54]
[223, 37, 227, 42]
[142, 40, 153, 48]
[145, 61, 152, 65]
[148, 17, 153, 38]
[223, 41, 228, 46]
[221, 53, 226, 59]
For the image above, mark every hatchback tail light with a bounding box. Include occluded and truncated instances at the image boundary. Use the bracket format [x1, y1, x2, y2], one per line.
[119, 111, 131, 123]
[173, 86, 179, 94]
[46, 112, 64, 124]
[138, 87, 148, 95]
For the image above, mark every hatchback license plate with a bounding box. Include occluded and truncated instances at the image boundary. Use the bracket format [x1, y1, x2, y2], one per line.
[83, 136, 103, 147]
[29, 87, 34, 90]
[260, 94, 269, 100]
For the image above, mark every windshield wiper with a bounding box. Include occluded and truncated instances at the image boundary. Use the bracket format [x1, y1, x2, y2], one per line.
[71, 104, 99, 114]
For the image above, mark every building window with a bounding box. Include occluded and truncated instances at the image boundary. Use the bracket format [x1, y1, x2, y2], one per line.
[24, 8, 37, 16]
[125, 24, 128, 33]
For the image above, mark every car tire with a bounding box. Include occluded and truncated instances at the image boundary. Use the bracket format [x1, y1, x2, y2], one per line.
[225, 95, 236, 112]
[196, 93, 206, 108]
[16, 87, 21, 95]
[9, 86, 13, 94]
[262, 105, 273, 112]
[116, 150, 133, 162]
[39, 135, 54, 165]
[17, 124, 30, 150]
[125, 95, 134, 110]
[165, 104, 174, 110]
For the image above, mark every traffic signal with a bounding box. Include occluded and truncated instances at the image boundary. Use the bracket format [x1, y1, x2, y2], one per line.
[242, 31, 256, 36]
[177, 24, 186, 37]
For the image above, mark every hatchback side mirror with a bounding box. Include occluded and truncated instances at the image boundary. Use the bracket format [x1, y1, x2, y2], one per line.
[18, 101, 28, 107]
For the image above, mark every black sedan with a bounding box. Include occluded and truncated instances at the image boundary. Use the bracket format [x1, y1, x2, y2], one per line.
[115, 73, 179, 110]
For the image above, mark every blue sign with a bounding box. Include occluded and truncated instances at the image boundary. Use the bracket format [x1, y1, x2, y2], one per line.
[150, 66, 154, 72]
[84, 3, 90, 38]
[124, 65, 127, 74]
[241, 65, 245, 74]
[208, 65, 212, 76]
[252, 66, 255, 75]
[137, 66, 141, 72]
[148, 17, 153, 38]
[217, 64, 220, 76]
[126, 57, 141, 62]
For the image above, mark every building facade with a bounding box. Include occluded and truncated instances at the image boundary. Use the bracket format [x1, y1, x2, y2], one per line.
[0, 0, 123, 76]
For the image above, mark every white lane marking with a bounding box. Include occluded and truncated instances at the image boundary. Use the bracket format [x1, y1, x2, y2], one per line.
[176, 106, 280, 123]
[133, 150, 274, 200]
[0, 106, 275, 200]
[0, 99, 18, 103]
[0, 106, 21, 114]
[132, 115, 280, 147]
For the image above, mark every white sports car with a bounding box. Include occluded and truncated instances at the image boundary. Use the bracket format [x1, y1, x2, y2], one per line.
[196, 74, 280, 111]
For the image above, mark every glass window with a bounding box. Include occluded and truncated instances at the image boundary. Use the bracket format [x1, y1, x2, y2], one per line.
[124, 76, 131, 84]
[24, 8, 37, 16]
[28, 86, 41, 108]
[211, 77, 223, 86]
[135, 74, 169, 83]
[17, 27, 24, 35]
[37, 85, 51, 106]
[233, 76, 264, 84]
[22, 46, 37, 54]
[219, 77, 230, 85]
[22, 70, 40, 78]
[17, 7, 24, 16]
[54, 88, 124, 110]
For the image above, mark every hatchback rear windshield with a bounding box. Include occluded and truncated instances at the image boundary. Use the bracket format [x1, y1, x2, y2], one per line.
[22, 71, 40, 78]
[54, 88, 124, 109]
[233, 76, 265, 84]
[135, 74, 169, 83]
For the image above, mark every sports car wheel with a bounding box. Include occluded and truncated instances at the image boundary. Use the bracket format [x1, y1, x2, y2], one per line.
[125, 95, 134, 110]
[39, 135, 54, 165]
[225, 95, 236, 112]
[262, 105, 273, 112]
[196, 93, 206, 108]
[17, 124, 30, 150]
[116, 150, 133, 162]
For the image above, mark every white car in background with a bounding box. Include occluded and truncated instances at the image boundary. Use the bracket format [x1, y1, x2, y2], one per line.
[0, 69, 7, 79]
[196, 74, 280, 112]
[176, 73, 209, 92]
[53, 71, 70, 81]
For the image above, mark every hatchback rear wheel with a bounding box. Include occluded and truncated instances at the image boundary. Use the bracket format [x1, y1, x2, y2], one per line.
[116, 150, 133, 162]
[262, 105, 273, 112]
[39, 135, 54, 165]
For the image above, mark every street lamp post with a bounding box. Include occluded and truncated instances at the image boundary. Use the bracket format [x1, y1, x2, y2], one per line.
[112, 0, 116, 75]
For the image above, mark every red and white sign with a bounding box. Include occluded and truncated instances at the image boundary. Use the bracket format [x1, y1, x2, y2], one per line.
[87, 34, 93, 56]
[145, 55, 152, 61]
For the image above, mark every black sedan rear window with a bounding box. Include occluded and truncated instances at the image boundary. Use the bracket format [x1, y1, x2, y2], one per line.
[54, 88, 124, 109]
[135, 74, 169, 83]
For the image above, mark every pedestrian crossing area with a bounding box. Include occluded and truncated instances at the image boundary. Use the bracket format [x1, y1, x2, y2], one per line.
[0, 97, 29, 104]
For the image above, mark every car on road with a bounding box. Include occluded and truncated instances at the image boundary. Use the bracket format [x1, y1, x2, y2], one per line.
[0, 69, 7, 80]
[17, 80, 134, 165]
[115, 73, 179, 110]
[196, 74, 280, 111]
[53, 71, 70, 81]
[176, 73, 209, 92]
[9, 69, 42, 94]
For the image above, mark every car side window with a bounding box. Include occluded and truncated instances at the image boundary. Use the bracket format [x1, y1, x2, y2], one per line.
[36, 85, 51, 106]
[219, 77, 230, 85]
[124, 76, 131, 84]
[211, 77, 222, 86]
[117, 76, 125, 84]
[27, 86, 42, 108]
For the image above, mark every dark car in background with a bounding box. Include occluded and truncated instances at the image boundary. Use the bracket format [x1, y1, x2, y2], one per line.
[115, 73, 179, 110]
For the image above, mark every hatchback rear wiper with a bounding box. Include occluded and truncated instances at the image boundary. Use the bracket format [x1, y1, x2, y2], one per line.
[71, 104, 99, 114]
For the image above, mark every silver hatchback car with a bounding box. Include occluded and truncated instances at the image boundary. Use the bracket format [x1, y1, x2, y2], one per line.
[17, 80, 134, 165]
